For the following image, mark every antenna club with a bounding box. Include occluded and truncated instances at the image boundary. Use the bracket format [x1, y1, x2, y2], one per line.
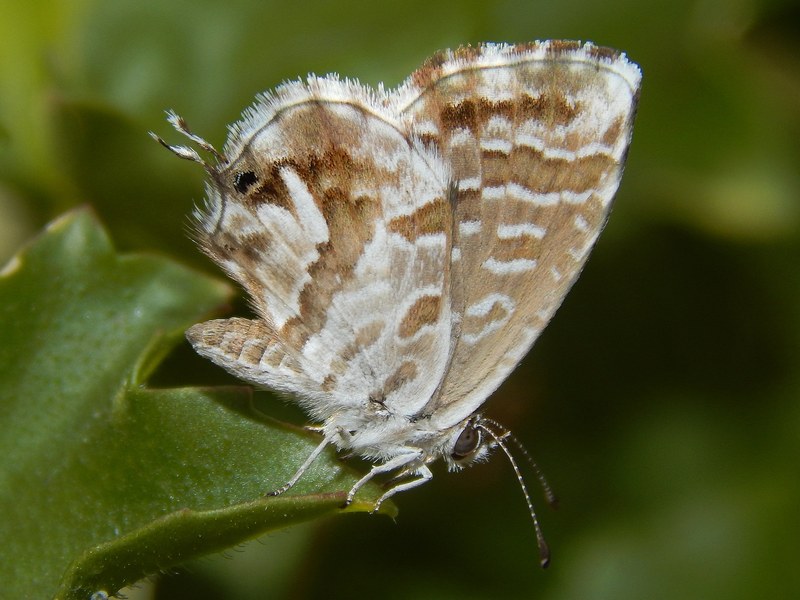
[539, 540, 551, 568]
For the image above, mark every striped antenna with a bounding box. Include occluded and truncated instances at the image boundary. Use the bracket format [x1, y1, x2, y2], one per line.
[477, 419, 551, 568]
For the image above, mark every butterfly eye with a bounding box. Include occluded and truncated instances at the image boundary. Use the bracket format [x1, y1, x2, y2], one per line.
[233, 171, 258, 194]
[451, 423, 481, 460]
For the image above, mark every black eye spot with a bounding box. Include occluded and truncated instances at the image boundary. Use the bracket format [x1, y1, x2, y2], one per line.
[451, 423, 481, 460]
[233, 171, 258, 194]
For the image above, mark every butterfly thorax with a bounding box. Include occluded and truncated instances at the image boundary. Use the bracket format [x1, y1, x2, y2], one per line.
[319, 403, 490, 470]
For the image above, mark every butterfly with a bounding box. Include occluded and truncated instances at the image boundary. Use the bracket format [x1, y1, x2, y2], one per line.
[153, 40, 641, 566]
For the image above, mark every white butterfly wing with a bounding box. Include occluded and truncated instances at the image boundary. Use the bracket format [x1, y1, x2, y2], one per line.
[186, 77, 457, 421]
[396, 42, 641, 428]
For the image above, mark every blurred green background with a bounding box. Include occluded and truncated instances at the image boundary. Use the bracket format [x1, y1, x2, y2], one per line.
[1, 0, 798, 598]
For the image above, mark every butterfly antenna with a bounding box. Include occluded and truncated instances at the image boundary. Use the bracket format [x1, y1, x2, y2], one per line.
[477, 421, 550, 568]
[482, 417, 558, 509]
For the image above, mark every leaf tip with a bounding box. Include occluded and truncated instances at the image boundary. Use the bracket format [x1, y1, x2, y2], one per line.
[0, 254, 22, 277]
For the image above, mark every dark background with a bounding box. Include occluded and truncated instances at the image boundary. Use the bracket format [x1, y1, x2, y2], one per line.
[2, 0, 798, 598]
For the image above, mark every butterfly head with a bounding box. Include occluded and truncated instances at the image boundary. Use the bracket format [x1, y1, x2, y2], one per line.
[444, 415, 497, 470]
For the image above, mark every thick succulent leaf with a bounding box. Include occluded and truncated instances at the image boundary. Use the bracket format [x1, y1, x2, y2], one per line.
[0, 210, 392, 600]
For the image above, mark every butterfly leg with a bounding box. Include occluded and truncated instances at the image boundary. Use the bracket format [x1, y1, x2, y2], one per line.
[345, 449, 424, 508]
[371, 465, 432, 514]
[267, 435, 332, 497]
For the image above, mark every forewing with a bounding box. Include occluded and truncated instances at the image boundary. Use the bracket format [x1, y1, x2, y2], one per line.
[188, 77, 455, 419]
[396, 41, 641, 427]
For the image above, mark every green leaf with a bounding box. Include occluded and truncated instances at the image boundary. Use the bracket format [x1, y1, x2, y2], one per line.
[0, 210, 393, 600]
